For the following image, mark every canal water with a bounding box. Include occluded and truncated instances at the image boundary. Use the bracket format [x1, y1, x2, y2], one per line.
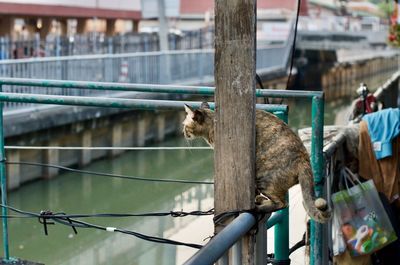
[1, 98, 351, 264]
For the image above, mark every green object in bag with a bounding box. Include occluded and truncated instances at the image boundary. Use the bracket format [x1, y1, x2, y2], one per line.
[332, 174, 397, 257]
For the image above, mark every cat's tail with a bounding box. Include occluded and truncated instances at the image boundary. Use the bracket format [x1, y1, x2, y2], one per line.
[298, 164, 331, 223]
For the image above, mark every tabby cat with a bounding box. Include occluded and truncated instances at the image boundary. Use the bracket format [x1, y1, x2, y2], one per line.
[183, 102, 330, 223]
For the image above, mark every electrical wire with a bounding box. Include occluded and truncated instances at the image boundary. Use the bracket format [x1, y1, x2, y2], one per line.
[6, 161, 214, 185]
[0, 204, 214, 219]
[0, 204, 205, 249]
[285, 0, 301, 91]
[5, 146, 212, 150]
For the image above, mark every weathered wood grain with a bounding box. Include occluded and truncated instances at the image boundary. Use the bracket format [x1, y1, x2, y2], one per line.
[214, 0, 256, 264]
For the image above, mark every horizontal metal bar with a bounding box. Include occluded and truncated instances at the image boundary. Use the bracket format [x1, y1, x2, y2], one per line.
[0, 92, 288, 112]
[0, 78, 323, 98]
[265, 211, 285, 229]
[256, 89, 323, 99]
[4, 146, 212, 151]
[323, 132, 346, 159]
[0, 44, 284, 64]
[374, 70, 400, 100]
[0, 48, 215, 64]
[0, 78, 216, 95]
[183, 213, 256, 265]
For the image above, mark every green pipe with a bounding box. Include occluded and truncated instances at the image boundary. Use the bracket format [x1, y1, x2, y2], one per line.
[0, 78, 323, 98]
[274, 197, 289, 262]
[0, 86, 9, 260]
[310, 96, 325, 265]
[257, 89, 323, 99]
[0, 78, 216, 96]
[0, 92, 288, 113]
[266, 212, 284, 230]
[273, 112, 290, 262]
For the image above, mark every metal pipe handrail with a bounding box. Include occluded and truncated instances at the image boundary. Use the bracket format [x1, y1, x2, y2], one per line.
[374, 70, 400, 100]
[323, 132, 347, 159]
[183, 213, 257, 265]
[0, 48, 215, 64]
[0, 92, 288, 112]
[0, 78, 323, 99]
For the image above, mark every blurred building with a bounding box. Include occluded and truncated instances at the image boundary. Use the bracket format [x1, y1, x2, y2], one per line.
[0, 0, 141, 39]
[304, 0, 385, 31]
[139, 0, 309, 32]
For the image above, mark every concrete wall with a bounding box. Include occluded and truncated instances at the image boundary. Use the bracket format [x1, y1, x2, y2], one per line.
[5, 109, 183, 190]
[322, 55, 399, 100]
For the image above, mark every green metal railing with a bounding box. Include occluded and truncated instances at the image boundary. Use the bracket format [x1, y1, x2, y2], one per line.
[0, 84, 8, 261]
[0, 77, 323, 99]
[0, 78, 326, 265]
[270, 112, 290, 263]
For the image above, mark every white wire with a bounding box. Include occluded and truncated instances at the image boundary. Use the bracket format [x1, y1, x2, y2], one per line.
[5, 146, 212, 151]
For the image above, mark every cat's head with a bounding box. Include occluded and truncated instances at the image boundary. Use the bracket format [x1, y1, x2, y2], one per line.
[182, 102, 214, 144]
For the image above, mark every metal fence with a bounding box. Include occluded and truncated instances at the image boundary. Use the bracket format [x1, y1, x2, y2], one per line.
[0, 28, 215, 60]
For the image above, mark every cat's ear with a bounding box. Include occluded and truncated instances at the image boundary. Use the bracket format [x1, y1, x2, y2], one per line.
[193, 110, 205, 124]
[184, 104, 195, 117]
[200, 102, 210, 109]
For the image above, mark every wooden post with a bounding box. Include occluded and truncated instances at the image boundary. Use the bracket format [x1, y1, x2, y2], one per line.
[214, 0, 256, 264]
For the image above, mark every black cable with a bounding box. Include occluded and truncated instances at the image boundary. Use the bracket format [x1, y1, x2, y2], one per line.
[6, 161, 214, 185]
[289, 232, 306, 255]
[256, 73, 270, 104]
[213, 210, 245, 226]
[0, 204, 214, 219]
[285, 0, 301, 91]
[1, 204, 205, 249]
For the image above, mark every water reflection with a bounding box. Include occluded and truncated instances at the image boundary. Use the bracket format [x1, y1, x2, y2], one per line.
[286, 97, 352, 131]
[3, 138, 214, 265]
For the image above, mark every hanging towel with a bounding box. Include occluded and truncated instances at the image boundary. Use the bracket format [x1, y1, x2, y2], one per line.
[358, 121, 400, 205]
[362, 108, 400, 160]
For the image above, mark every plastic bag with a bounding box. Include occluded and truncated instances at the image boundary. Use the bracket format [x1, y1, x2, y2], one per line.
[332, 207, 346, 256]
[331, 168, 397, 256]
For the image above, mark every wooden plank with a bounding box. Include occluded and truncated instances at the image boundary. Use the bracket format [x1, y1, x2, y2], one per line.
[214, 0, 256, 264]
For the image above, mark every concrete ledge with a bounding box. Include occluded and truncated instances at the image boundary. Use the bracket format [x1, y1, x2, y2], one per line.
[3, 91, 171, 138]
[0, 258, 44, 265]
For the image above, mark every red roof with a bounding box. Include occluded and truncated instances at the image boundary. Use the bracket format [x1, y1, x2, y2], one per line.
[0, 2, 141, 20]
[180, 0, 308, 16]
[180, 0, 214, 14]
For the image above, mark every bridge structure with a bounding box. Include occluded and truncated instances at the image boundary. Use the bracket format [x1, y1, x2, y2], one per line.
[296, 29, 388, 50]
[0, 26, 390, 59]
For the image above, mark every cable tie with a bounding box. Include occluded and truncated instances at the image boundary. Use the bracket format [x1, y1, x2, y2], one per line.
[106, 227, 116, 232]
[38, 210, 55, 236]
[170, 210, 186, 217]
